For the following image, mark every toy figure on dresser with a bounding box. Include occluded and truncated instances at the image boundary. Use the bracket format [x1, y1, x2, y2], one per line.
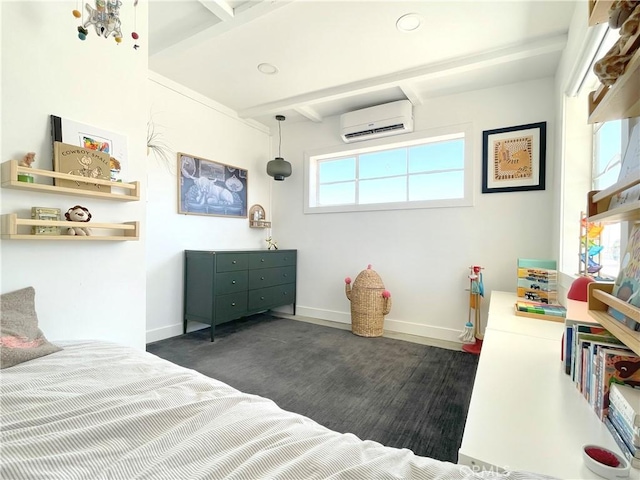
[65, 205, 92, 236]
[266, 236, 278, 250]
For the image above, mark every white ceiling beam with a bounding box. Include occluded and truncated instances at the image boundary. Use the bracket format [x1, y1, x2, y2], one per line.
[198, 0, 234, 21]
[152, 1, 296, 59]
[294, 106, 323, 123]
[399, 84, 423, 106]
[238, 34, 567, 119]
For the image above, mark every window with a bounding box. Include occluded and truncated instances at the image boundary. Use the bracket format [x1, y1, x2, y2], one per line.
[304, 124, 473, 213]
[591, 120, 623, 279]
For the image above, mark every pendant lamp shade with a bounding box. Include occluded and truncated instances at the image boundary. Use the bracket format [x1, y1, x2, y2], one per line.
[267, 115, 291, 181]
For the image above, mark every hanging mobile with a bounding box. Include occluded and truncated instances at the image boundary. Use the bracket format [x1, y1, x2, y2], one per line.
[131, 0, 140, 49]
[75, 0, 88, 40]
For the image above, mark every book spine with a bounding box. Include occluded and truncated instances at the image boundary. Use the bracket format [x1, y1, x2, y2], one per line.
[610, 385, 640, 429]
[610, 403, 640, 449]
[603, 417, 638, 463]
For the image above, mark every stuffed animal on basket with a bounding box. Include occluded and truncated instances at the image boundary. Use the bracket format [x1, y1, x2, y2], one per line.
[65, 205, 92, 236]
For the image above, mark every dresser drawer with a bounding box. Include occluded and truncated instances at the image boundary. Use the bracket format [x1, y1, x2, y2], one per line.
[216, 253, 248, 272]
[248, 266, 296, 289]
[248, 251, 296, 269]
[273, 283, 296, 306]
[248, 288, 274, 310]
[214, 271, 248, 295]
[214, 292, 248, 322]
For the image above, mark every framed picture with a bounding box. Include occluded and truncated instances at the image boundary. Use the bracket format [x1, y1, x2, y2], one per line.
[482, 122, 546, 194]
[178, 152, 248, 217]
[51, 115, 128, 183]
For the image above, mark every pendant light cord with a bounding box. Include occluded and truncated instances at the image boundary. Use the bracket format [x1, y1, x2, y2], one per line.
[278, 120, 282, 157]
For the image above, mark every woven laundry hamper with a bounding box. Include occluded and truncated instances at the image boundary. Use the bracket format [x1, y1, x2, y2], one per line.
[345, 265, 392, 337]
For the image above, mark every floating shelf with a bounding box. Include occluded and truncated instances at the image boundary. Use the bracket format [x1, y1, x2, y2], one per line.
[588, 32, 640, 123]
[248, 204, 271, 228]
[588, 283, 640, 357]
[1, 160, 140, 201]
[1, 214, 139, 241]
[587, 171, 640, 224]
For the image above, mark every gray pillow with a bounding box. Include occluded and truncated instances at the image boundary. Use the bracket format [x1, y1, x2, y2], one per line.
[1, 286, 61, 369]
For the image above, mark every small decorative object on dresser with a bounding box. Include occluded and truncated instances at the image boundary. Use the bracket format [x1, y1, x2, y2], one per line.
[249, 204, 271, 228]
[64, 205, 92, 236]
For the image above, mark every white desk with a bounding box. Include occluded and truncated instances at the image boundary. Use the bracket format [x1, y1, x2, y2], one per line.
[458, 291, 635, 480]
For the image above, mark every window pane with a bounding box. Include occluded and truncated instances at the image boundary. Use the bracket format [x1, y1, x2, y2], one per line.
[319, 158, 355, 183]
[319, 182, 355, 206]
[409, 171, 464, 200]
[359, 177, 406, 204]
[409, 140, 464, 173]
[359, 149, 407, 179]
[593, 120, 621, 190]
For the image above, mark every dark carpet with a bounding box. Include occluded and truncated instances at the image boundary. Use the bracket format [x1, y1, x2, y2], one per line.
[146, 314, 479, 463]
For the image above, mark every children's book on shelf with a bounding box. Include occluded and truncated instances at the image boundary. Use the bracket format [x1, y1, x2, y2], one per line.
[596, 348, 640, 420]
[608, 224, 640, 332]
[609, 402, 640, 448]
[609, 122, 640, 210]
[53, 141, 111, 192]
[516, 258, 558, 305]
[563, 319, 601, 375]
[604, 416, 640, 468]
[610, 383, 640, 429]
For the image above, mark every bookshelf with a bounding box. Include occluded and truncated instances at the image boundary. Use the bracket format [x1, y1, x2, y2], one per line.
[584, 0, 640, 362]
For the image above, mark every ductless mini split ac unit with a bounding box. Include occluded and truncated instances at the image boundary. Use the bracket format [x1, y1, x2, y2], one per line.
[340, 100, 414, 143]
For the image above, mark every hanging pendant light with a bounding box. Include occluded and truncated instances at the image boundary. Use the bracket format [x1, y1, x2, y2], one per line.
[266, 115, 292, 181]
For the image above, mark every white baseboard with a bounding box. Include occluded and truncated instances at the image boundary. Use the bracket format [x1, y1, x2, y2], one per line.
[146, 306, 464, 348]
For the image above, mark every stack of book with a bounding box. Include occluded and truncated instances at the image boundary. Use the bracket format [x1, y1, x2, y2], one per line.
[605, 383, 640, 468]
[562, 319, 640, 422]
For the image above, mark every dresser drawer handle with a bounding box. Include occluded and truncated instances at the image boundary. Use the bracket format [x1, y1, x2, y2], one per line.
[232, 260, 237, 264]
[260, 296, 265, 300]
[231, 302, 236, 307]
[261, 276, 265, 280]
[283, 292, 287, 295]
[283, 273, 287, 277]
[232, 280, 236, 284]
[261, 258, 265, 262]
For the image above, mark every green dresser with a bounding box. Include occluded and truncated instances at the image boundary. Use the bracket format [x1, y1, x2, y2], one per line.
[183, 249, 297, 341]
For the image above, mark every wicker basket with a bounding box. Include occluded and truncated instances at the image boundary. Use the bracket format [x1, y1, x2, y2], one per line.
[345, 265, 392, 337]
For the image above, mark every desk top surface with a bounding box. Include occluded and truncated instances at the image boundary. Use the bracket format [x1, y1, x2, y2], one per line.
[458, 291, 630, 480]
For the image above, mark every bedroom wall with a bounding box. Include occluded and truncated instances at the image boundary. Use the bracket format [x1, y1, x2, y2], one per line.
[0, 1, 148, 349]
[145, 73, 272, 343]
[270, 78, 557, 343]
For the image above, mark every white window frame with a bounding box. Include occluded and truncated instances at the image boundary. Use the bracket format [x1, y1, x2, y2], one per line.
[303, 123, 474, 214]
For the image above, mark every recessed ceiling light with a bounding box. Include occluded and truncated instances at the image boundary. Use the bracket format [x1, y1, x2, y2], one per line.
[257, 63, 279, 75]
[396, 13, 422, 32]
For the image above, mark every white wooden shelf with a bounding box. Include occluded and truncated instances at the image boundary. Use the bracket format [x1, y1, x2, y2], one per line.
[1, 214, 139, 241]
[1, 160, 140, 201]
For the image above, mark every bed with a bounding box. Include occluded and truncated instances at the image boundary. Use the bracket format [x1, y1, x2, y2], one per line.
[1, 288, 555, 479]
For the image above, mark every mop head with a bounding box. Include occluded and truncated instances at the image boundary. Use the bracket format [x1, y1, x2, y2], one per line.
[459, 322, 475, 343]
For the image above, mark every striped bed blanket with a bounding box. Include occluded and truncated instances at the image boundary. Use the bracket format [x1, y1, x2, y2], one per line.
[1, 341, 553, 480]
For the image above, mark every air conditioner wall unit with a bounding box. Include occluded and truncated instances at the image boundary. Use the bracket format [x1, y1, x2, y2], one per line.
[340, 100, 414, 143]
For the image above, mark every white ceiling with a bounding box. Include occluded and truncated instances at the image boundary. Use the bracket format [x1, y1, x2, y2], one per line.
[148, 0, 576, 130]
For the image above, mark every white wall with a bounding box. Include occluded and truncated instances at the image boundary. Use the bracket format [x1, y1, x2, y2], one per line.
[271, 78, 557, 343]
[145, 73, 272, 343]
[0, 1, 148, 348]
